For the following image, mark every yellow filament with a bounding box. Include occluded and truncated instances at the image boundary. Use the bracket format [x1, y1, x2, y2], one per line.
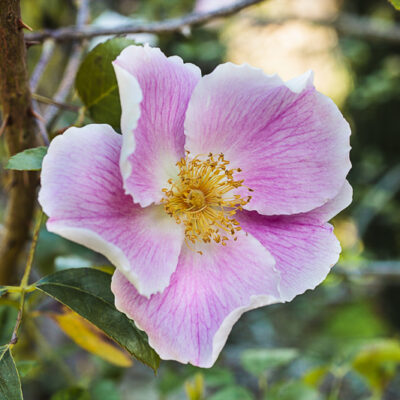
[161, 151, 252, 246]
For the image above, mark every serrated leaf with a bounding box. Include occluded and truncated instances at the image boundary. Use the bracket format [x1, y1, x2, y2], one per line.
[389, 0, 400, 10]
[49, 307, 132, 367]
[36, 268, 159, 371]
[240, 348, 298, 377]
[75, 38, 136, 130]
[0, 345, 23, 400]
[6, 146, 47, 171]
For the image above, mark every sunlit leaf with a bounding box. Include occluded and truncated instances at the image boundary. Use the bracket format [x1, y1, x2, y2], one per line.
[75, 38, 136, 130]
[353, 339, 400, 393]
[185, 373, 204, 400]
[49, 307, 132, 367]
[303, 366, 330, 388]
[0, 345, 23, 400]
[36, 268, 160, 371]
[388, 0, 400, 10]
[5, 146, 47, 171]
[240, 348, 298, 377]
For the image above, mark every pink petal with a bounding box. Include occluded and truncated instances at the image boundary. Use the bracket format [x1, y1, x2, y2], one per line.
[113, 45, 201, 207]
[237, 210, 341, 301]
[184, 64, 351, 215]
[39, 125, 184, 297]
[308, 180, 352, 222]
[111, 232, 281, 367]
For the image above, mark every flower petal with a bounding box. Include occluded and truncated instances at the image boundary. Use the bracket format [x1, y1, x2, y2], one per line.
[39, 125, 184, 297]
[237, 210, 341, 301]
[309, 180, 353, 223]
[111, 232, 281, 367]
[184, 64, 351, 215]
[113, 45, 201, 207]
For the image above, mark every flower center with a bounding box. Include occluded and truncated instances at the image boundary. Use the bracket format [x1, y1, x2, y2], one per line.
[161, 151, 252, 248]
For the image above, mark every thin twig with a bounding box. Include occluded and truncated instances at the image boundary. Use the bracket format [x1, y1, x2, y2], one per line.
[32, 93, 80, 112]
[26, 10, 400, 44]
[30, 40, 55, 145]
[30, 39, 55, 91]
[26, 0, 265, 42]
[43, 0, 90, 126]
[9, 211, 43, 346]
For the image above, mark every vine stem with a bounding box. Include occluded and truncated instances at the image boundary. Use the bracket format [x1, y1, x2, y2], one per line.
[9, 210, 43, 347]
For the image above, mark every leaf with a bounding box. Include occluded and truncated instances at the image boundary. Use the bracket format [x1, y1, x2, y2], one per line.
[240, 348, 298, 377]
[209, 386, 254, 400]
[90, 380, 120, 400]
[0, 286, 7, 297]
[6, 146, 47, 171]
[389, 0, 400, 10]
[75, 38, 136, 130]
[352, 339, 400, 393]
[49, 307, 132, 367]
[303, 366, 329, 388]
[16, 360, 40, 380]
[0, 345, 23, 400]
[185, 373, 204, 400]
[51, 387, 90, 400]
[36, 268, 160, 371]
[267, 381, 321, 400]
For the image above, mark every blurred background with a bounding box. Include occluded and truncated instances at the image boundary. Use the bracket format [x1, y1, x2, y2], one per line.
[1, 0, 400, 398]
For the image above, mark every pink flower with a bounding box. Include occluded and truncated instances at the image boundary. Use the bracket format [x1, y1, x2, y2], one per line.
[39, 45, 351, 367]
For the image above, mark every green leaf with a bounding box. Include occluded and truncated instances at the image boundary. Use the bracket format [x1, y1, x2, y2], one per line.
[389, 0, 400, 10]
[209, 386, 254, 400]
[240, 348, 298, 377]
[36, 268, 160, 371]
[90, 380, 120, 400]
[0, 306, 18, 346]
[75, 38, 136, 130]
[0, 287, 7, 297]
[5, 147, 47, 171]
[16, 360, 40, 380]
[0, 345, 23, 400]
[352, 339, 400, 393]
[266, 381, 321, 400]
[51, 387, 90, 400]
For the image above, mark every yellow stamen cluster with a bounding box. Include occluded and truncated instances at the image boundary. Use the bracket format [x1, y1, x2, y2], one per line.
[161, 151, 252, 249]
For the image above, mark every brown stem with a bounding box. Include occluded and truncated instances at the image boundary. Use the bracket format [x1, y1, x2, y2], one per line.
[0, 0, 39, 284]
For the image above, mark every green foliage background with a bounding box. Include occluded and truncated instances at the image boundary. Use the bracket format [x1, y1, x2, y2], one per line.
[1, 0, 400, 399]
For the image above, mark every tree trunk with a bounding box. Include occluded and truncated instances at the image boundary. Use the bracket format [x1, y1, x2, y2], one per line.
[0, 0, 39, 284]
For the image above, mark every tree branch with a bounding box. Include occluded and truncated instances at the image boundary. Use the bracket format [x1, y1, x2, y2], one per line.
[26, 9, 400, 44]
[44, 0, 90, 126]
[25, 0, 265, 43]
[0, 0, 40, 284]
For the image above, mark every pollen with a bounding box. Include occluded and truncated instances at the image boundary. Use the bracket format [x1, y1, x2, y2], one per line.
[161, 151, 252, 247]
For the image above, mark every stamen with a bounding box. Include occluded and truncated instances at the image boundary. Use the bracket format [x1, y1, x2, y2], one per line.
[161, 151, 251, 246]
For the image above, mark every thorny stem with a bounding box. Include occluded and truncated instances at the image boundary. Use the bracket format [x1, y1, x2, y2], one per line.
[9, 211, 43, 347]
[0, 0, 40, 284]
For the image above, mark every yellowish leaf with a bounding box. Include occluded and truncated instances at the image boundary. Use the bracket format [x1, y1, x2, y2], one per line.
[49, 307, 132, 367]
